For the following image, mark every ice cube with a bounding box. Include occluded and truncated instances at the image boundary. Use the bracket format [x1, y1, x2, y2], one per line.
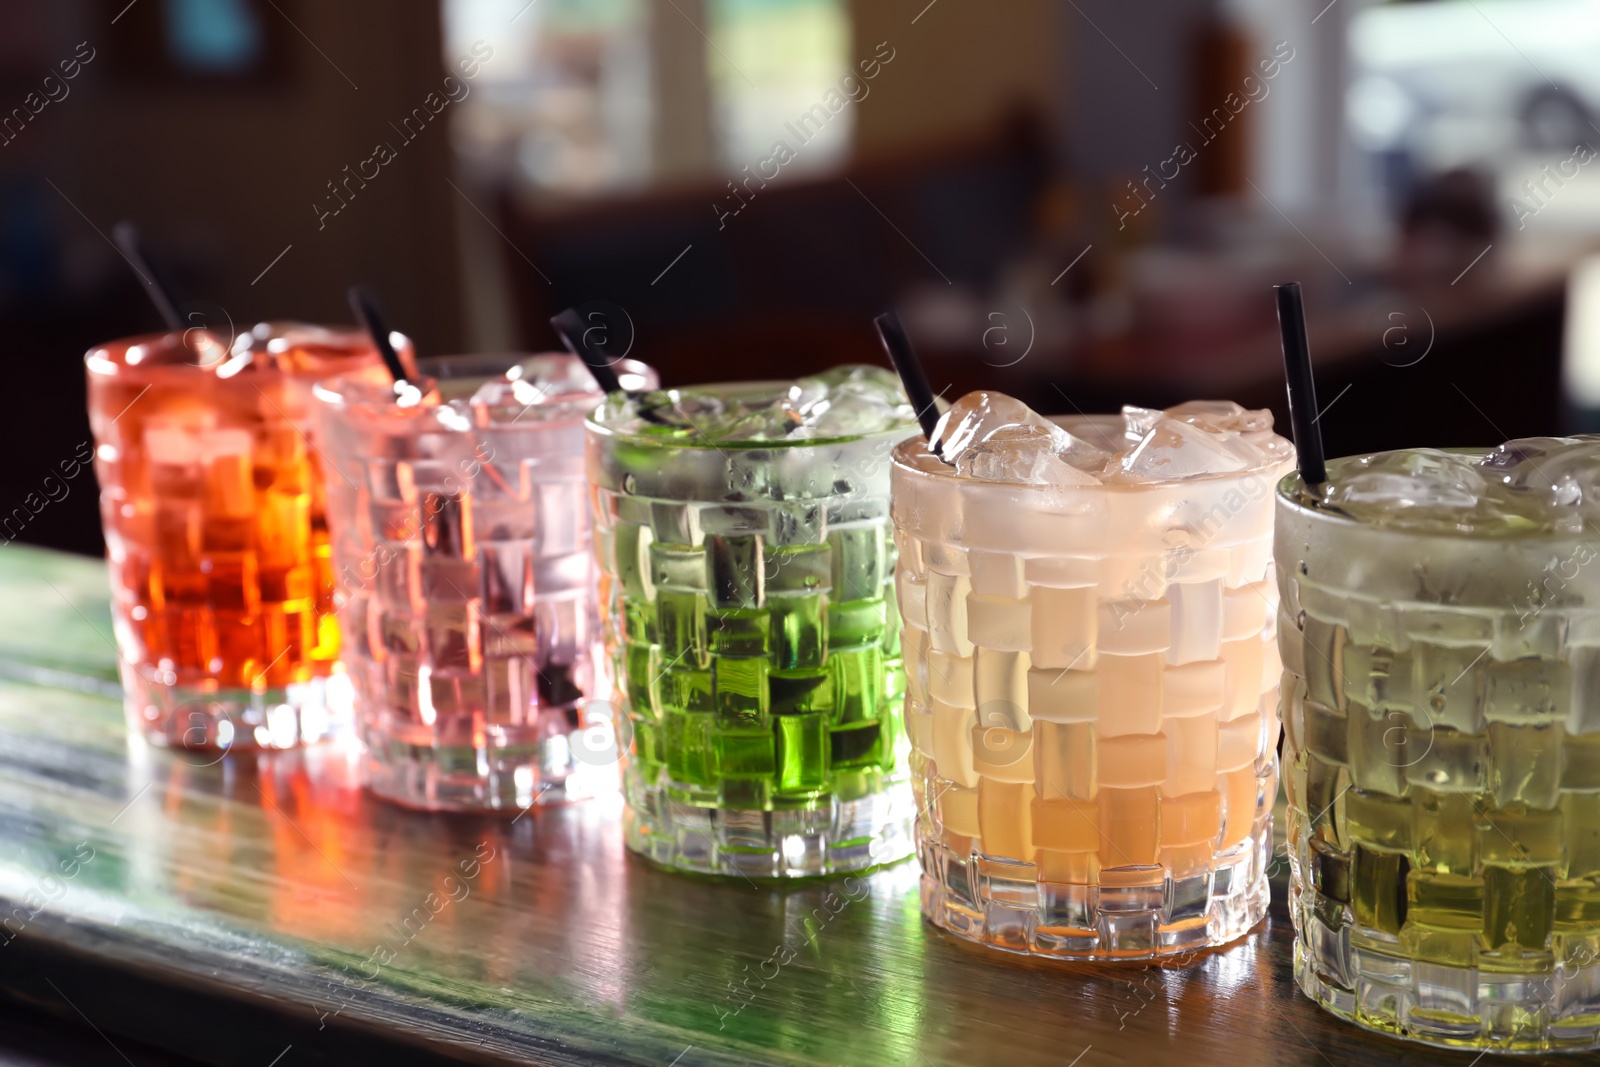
[1053, 427, 1116, 474]
[1122, 405, 1163, 439]
[1478, 437, 1565, 476]
[1058, 413, 1127, 453]
[1322, 445, 1600, 533]
[650, 384, 796, 441]
[468, 378, 516, 410]
[801, 381, 903, 438]
[1476, 436, 1590, 521]
[468, 378, 551, 424]
[470, 356, 610, 423]
[599, 365, 912, 442]
[1118, 418, 1254, 481]
[511, 354, 605, 397]
[1485, 436, 1600, 504]
[204, 428, 253, 456]
[794, 366, 913, 438]
[634, 389, 737, 437]
[964, 439, 1101, 485]
[1216, 432, 1271, 468]
[1163, 400, 1274, 437]
[145, 426, 206, 466]
[933, 391, 1105, 485]
[1327, 449, 1488, 511]
[933, 391, 1027, 458]
[787, 376, 828, 414]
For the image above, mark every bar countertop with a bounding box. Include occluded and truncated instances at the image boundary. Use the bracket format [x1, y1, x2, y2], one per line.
[0, 545, 1566, 1065]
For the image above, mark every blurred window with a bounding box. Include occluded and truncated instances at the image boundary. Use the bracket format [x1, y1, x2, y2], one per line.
[1349, 0, 1600, 230]
[444, 0, 651, 195]
[707, 0, 852, 176]
[443, 0, 851, 196]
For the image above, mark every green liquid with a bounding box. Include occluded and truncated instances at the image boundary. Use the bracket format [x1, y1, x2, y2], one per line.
[613, 518, 904, 810]
[589, 373, 918, 875]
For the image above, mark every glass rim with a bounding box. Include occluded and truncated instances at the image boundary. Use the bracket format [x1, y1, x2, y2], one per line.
[1274, 462, 1594, 543]
[86, 323, 390, 378]
[237, 320, 373, 345]
[418, 350, 646, 380]
[586, 379, 920, 451]
[891, 427, 1290, 491]
[85, 329, 227, 374]
[315, 352, 653, 420]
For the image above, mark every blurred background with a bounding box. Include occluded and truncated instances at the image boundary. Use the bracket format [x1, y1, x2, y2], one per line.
[6, 0, 1600, 558]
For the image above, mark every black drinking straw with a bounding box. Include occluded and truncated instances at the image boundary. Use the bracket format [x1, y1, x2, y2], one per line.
[350, 285, 515, 494]
[1274, 281, 1327, 488]
[112, 221, 184, 332]
[550, 308, 623, 394]
[873, 311, 942, 452]
[549, 306, 675, 427]
[347, 285, 410, 385]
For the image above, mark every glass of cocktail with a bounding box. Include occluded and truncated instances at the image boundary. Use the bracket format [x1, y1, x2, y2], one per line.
[588, 367, 919, 877]
[86, 324, 395, 751]
[313, 353, 655, 811]
[893, 393, 1292, 958]
[1280, 441, 1600, 1052]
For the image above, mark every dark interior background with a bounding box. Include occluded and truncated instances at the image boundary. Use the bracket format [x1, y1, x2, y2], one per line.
[2, 0, 1596, 559]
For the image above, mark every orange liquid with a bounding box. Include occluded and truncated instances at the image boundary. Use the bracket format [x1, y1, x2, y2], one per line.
[87, 328, 388, 696]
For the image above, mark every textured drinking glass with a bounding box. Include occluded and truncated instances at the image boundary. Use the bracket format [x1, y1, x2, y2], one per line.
[894, 395, 1292, 959]
[1280, 444, 1600, 1053]
[314, 354, 655, 811]
[87, 324, 392, 751]
[588, 370, 919, 877]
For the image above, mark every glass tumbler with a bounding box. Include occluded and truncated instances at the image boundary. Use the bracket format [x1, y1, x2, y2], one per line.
[314, 354, 654, 811]
[893, 409, 1291, 959]
[1280, 452, 1600, 1052]
[86, 324, 392, 751]
[588, 376, 919, 877]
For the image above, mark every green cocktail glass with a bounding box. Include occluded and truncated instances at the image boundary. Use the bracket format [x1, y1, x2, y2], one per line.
[586, 368, 918, 877]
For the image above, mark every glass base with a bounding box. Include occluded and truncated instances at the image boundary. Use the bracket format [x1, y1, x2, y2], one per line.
[121, 661, 349, 752]
[919, 816, 1272, 961]
[623, 770, 916, 878]
[362, 706, 618, 813]
[1291, 884, 1600, 1053]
